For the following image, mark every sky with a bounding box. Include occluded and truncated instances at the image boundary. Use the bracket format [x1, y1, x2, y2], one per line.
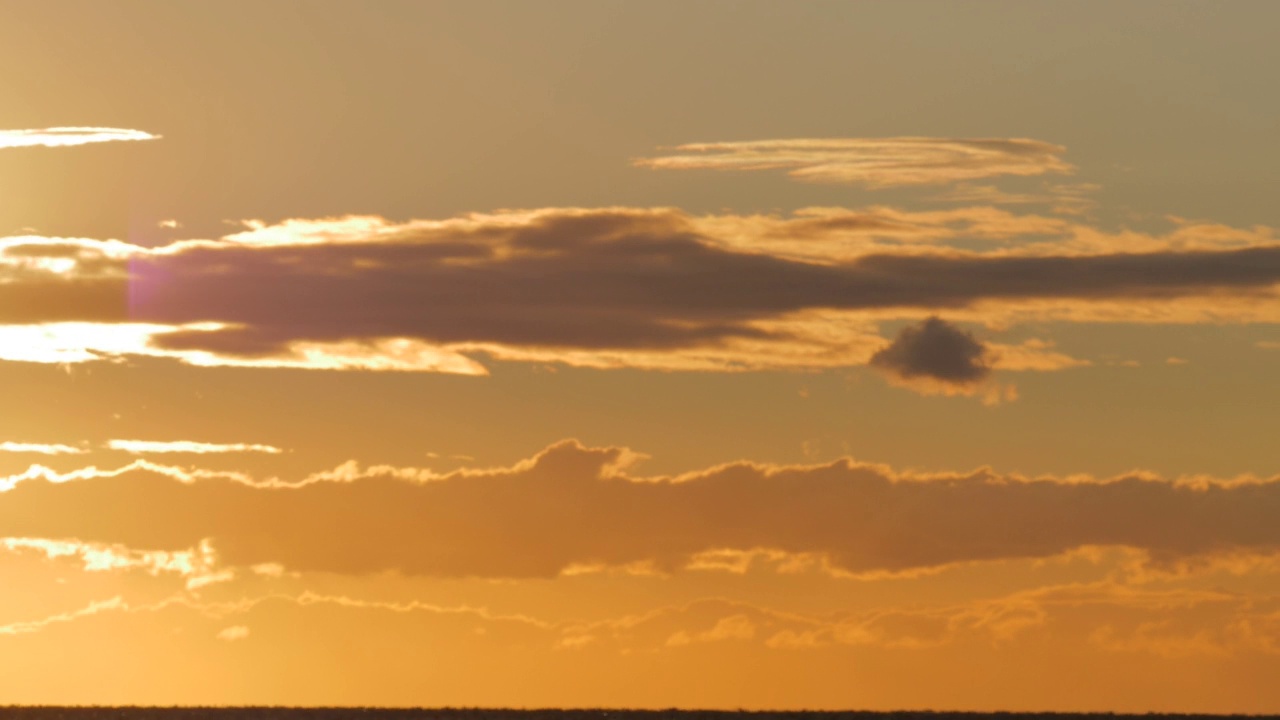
[2, 0, 1280, 712]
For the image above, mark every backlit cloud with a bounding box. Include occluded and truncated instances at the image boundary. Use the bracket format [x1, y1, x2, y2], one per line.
[634, 138, 1073, 187]
[3, 441, 1279, 580]
[0, 127, 159, 149]
[1, 208, 1278, 374]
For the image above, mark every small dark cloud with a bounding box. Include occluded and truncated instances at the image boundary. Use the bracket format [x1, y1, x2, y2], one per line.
[870, 317, 990, 387]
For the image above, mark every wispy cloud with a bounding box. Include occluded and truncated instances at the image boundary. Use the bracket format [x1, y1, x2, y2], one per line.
[105, 440, 284, 455]
[216, 625, 250, 641]
[0, 442, 85, 455]
[634, 137, 1073, 187]
[930, 182, 1100, 215]
[0, 127, 159, 149]
[2, 537, 227, 589]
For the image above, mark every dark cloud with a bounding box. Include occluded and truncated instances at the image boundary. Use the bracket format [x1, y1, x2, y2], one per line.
[3, 209, 1280, 362]
[870, 317, 990, 387]
[3, 441, 1279, 579]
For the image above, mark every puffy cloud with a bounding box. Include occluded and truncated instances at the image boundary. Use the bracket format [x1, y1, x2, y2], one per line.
[870, 317, 990, 392]
[0, 127, 159, 150]
[634, 137, 1073, 187]
[3, 441, 1280, 580]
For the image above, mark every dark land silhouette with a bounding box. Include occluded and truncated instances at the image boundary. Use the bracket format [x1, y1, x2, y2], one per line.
[0, 710, 1276, 720]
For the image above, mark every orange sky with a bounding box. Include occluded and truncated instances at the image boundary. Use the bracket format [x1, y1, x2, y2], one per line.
[2, 1, 1280, 712]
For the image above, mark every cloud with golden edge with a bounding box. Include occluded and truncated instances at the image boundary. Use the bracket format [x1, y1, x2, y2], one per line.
[4, 440, 1280, 580]
[2, 207, 1279, 374]
[634, 137, 1073, 187]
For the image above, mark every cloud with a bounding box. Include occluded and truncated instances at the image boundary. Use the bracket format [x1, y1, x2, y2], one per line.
[561, 583, 1280, 658]
[0, 322, 487, 374]
[106, 440, 284, 455]
[0, 597, 125, 636]
[0, 127, 159, 150]
[1, 208, 1279, 373]
[870, 317, 990, 393]
[4, 441, 1280, 580]
[8, 579, 1279, 663]
[930, 182, 1100, 215]
[0, 442, 84, 455]
[216, 625, 250, 641]
[2, 537, 227, 589]
[634, 137, 1073, 187]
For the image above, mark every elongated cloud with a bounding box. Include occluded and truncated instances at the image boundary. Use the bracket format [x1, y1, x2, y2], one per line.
[2, 537, 225, 589]
[0, 322, 486, 374]
[0, 442, 84, 455]
[0, 127, 159, 149]
[3, 441, 1279, 579]
[106, 440, 284, 455]
[634, 138, 1073, 187]
[1, 208, 1278, 373]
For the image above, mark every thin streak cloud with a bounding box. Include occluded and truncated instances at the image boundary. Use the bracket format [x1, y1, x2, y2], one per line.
[105, 440, 285, 455]
[635, 137, 1073, 187]
[0, 127, 159, 149]
[0, 442, 85, 455]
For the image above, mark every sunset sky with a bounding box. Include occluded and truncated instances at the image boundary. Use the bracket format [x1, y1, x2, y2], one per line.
[3, 1, 1280, 712]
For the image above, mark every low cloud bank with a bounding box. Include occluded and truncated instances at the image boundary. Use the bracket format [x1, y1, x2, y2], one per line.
[2, 441, 1278, 579]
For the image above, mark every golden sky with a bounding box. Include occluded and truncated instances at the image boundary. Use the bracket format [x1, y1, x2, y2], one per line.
[2, 1, 1280, 712]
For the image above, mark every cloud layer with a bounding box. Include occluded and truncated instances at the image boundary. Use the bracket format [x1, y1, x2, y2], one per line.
[2, 207, 1279, 373]
[3, 441, 1279, 579]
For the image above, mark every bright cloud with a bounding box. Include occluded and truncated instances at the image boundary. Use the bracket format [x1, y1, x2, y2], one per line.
[105, 440, 284, 455]
[0, 127, 159, 149]
[0, 442, 85, 455]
